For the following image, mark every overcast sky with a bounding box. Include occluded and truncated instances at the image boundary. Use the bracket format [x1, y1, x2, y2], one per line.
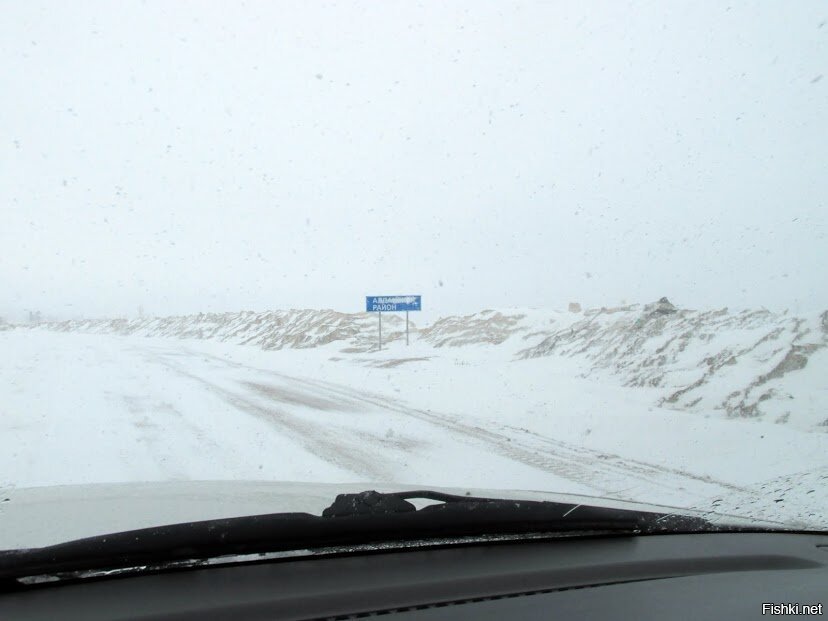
[2, 1, 826, 321]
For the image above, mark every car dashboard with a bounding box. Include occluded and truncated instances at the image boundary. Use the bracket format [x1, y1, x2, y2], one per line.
[0, 532, 825, 620]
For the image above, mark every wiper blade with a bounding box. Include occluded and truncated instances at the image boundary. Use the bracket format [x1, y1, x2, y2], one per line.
[322, 489, 711, 527]
[0, 489, 716, 585]
[321, 490, 714, 532]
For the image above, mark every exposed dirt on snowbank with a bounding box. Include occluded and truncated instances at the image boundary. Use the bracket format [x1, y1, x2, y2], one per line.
[418, 310, 529, 347]
[36, 310, 411, 353]
[520, 302, 828, 430]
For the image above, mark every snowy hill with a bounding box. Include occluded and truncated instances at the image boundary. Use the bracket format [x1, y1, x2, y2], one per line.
[417, 310, 537, 347]
[518, 299, 828, 431]
[27, 300, 828, 431]
[39, 309, 411, 352]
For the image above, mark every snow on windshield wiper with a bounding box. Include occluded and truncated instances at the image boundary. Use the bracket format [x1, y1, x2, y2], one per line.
[0, 490, 718, 587]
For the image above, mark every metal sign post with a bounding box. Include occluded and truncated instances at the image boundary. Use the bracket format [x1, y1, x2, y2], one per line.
[365, 295, 421, 351]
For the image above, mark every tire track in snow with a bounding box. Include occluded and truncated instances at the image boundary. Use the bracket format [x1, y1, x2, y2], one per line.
[303, 384, 748, 498]
[142, 351, 397, 482]
[156, 347, 749, 500]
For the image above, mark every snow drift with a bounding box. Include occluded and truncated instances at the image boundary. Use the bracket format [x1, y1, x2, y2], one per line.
[519, 299, 828, 430]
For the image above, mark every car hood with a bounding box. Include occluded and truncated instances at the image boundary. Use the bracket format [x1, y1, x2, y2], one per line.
[0, 480, 784, 550]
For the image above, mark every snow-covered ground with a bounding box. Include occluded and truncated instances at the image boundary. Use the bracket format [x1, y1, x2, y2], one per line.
[1, 303, 826, 529]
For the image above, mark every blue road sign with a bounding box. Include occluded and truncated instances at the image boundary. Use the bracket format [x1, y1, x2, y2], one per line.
[366, 295, 422, 312]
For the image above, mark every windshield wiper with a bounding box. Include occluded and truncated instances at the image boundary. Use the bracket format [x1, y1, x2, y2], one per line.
[0, 490, 717, 586]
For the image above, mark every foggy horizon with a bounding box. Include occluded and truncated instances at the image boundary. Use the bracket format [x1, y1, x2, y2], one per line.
[3, 1, 826, 322]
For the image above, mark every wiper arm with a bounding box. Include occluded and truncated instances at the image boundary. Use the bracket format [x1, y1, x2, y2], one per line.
[0, 490, 715, 586]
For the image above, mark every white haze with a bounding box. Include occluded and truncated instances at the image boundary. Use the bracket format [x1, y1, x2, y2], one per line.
[1, 1, 826, 321]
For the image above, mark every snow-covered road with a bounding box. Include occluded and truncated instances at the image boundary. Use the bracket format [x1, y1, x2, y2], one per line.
[2, 329, 825, 527]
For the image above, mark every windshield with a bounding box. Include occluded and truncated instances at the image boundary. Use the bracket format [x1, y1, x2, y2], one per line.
[1, 1, 826, 549]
